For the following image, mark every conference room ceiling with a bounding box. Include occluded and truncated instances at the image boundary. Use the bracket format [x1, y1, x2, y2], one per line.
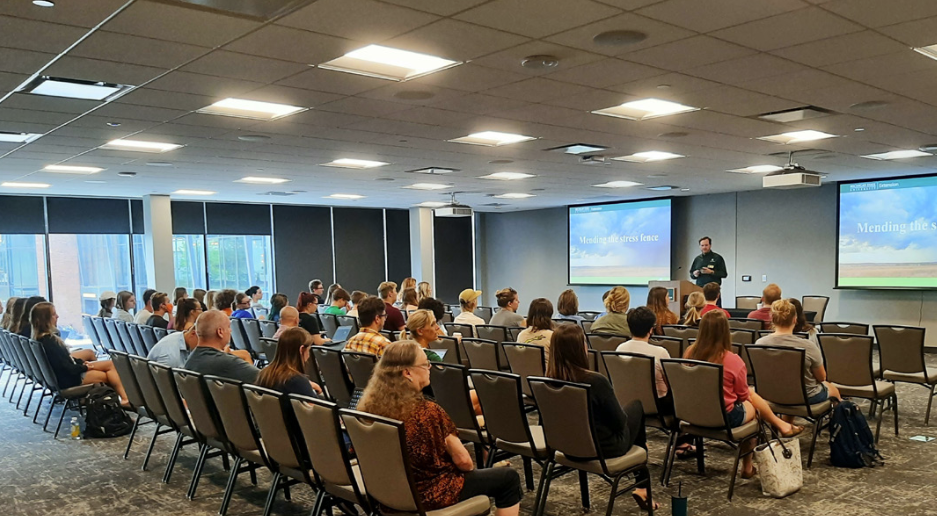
[3, 0, 937, 211]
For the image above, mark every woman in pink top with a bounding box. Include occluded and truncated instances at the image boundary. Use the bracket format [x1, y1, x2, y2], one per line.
[685, 310, 803, 479]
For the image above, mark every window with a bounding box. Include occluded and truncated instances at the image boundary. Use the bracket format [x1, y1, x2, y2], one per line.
[132, 234, 149, 300]
[0, 234, 48, 300]
[207, 235, 272, 295]
[173, 234, 206, 291]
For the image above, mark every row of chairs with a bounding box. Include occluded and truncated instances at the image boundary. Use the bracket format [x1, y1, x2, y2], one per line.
[735, 295, 830, 322]
[443, 304, 602, 324]
[83, 315, 169, 357]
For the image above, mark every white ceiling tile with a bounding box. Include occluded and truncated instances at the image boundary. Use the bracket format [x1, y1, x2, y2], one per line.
[454, 0, 621, 39]
[710, 7, 863, 52]
[657, 110, 784, 138]
[877, 16, 937, 47]
[346, 117, 464, 140]
[91, 103, 189, 123]
[545, 13, 695, 57]
[70, 31, 208, 69]
[114, 88, 215, 112]
[471, 41, 605, 76]
[282, 110, 373, 128]
[483, 78, 595, 103]
[182, 50, 309, 82]
[102, 1, 260, 47]
[383, 19, 528, 61]
[237, 85, 345, 108]
[545, 58, 666, 88]
[0, 72, 28, 94]
[681, 87, 801, 117]
[739, 69, 855, 98]
[625, 36, 756, 71]
[356, 83, 467, 106]
[43, 56, 167, 85]
[593, 0, 667, 8]
[608, 72, 721, 96]
[278, 0, 438, 42]
[822, 0, 937, 28]
[770, 31, 909, 67]
[378, 0, 489, 16]
[542, 88, 629, 111]
[383, 106, 474, 127]
[636, 0, 807, 33]
[0, 47, 55, 74]
[223, 25, 356, 65]
[684, 54, 808, 84]
[0, 0, 127, 28]
[822, 51, 936, 88]
[782, 82, 895, 113]
[317, 97, 413, 118]
[409, 63, 528, 92]
[0, 16, 89, 55]
[0, 107, 76, 125]
[276, 68, 389, 95]
[146, 71, 265, 97]
[431, 93, 534, 115]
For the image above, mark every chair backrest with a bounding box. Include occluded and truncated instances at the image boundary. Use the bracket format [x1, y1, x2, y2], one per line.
[312, 347, 353, 407]
[428, 336, 461, 364]
[874, 325, 927, 377]
[116, 320, 143, 356]
[735, 296, 760, 310]
[746, 345, 808, 406]
[342, 351, 377, 390]
[340, 410, 423, 513]
[92, 317, 113, 350]
[258, 337, 278, 359]
[506, 326, 523, 341]
[661, 359, 729, 429]
[129, 355, 168, 421]
[8, 336, 33, 379]
[553, 318, 578, 326]
[259, 320, 279, 338]
[817, 322, 868, 336]
[586, 333, 629, 352]
[290, 395, 362, 500]
[229, 318, 248, 351]
[241, 318, 264, 358]
[580, 319, 593, 333]
[602, 351, 659, 415]
[429, 363, 481, 433]
[243, 385, 304, 470]
[649, 335, 683, 359]
[728, 318, 763, 331]
[304, 350, 324, 386]
[501, 343, 545, 397]
[801, 296, 829, 322]
[470, 370, 536, 447]
[153, 327, 169, 341]
[204, 375, 265, 459]
[337, 316, 359, 333]
[460, 338, 500, 370]
[28, 338, 59, 391]
[440, 312, 453, 324]
[321, 313, 339, 338]
[730, 343, 754, 378]
[173, 369, 226, 442]
[730, 329, 756, 345]
[149, 362, 193, 432]
[578, 311, 600, 321]
[528, 377, 599, 459]
[82, 315, 104, 353]
[476, 325, 509, 365]
[379, 329, 397, 342]
[139, 325, 158, 352]
[109, 350, 147, 410]
[19, 336, 43, 383]
[103, 318, 125, 353]
[818, 334, 876, 388]
[126, 323, 148, 355]
[474, 306, 493, 323]
[662, 325, 698, 341]
[442, 322, 475, 339]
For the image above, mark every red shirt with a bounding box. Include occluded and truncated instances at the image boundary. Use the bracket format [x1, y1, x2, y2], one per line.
[701, 304, 731, 318]
[384, 303, 405, 331]
[721, 352, 750, 412]
[747, 306, 772, 329]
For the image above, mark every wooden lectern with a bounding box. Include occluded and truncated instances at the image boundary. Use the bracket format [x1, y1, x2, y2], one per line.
[648, 280, 703, 316]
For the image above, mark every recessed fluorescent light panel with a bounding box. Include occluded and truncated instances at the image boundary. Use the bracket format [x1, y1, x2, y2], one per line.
[43, 165, 104, 174]
[19, 76, 131, 101]
[757, 130, 837, 144]
[494, 193, 535, 199]
[913, 44, 937, 61]
[861, 150, 932, 160]
[727, 165, 785, 174]
[757, 106, 830, 123]
[101, 139, 183, 153]
[319, 44, 462, 81]
[546, 143, 609, 155]
[2, 182, 50, 188]
[322, 158, 388, 169]
[417, 201, 447, 208]
[612, 151, 684, 163]
[594, 180, 642, 188]
[236, 176, 291, 184]
[325, 194, 365, 200]
[197, 98, 306, 120]
[404, 183, 452, 190]
[449, 131, 537, 147]
[172, 189, 215, 196]
[592, 98, 698, 120]
[0, 131, 42, 143]
[647, 185, 678, 191]
[480, 172, 535, 180]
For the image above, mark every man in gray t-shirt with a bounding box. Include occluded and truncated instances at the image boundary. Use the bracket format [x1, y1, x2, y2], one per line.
[754, 333, 825, 398]
[184, 310, 259, 384]
[489, 287, 526, 328]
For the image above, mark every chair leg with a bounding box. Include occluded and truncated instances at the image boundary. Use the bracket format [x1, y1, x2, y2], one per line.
[219, 457, 243, 516]
[187, 444, 210, 500]
[310, 489, 326, 516]
[53, 399, 70, 439]
[531, 460, 550, 516]
[645, 467, 655, 516]
[874, 400, 884, 443]
[43, 396, 58, 431]
[23, 385, 36, 416]
[163, 432, 185, 483]
[695, 436, 706, 475]
[603, 474, 622, 516]
[263, 472, 282, 516]
[535, 462, 555, 516]
[926, 384, 936, 426]
[893, 394, 900, 436]
[727, 445, 742, 501]
[807, 414, 824, 468]
[523, 457, 534, 491]
[868, 399, 877, 420]
[142, 424, 163, 471]
[32, 390, 48, 423]
[660, 431, 678, 486]
[578, 470, 590, 511]
[474, 442, 485, 468]
[124, 416, 141, 459]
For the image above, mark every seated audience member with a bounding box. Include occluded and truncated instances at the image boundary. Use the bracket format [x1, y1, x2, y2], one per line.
[231, 293, 254, 319]
[418, 297, 448, 335]
[205, 290, 217, 314]
[790, 298, 820, 345]
[397, 277, 417, 305]
[325, 283, 342, 305]
[345, 296, 392, 357]
[380, 281, 406, 332]
[214, 289, 237, 317]
[680, 292, 705, 327]
[309, 279, 324, 297]
[757, 299, 840, 405]
[148, 324, 199, 368]
[112, 291, 136, 323]
[516, 298, 555, 361]
[646, 287, 678, 335]
[273, 306, 300, 339]
[6, 298, 26, 334]
[346, 290, 367, 318]
[1, 296, 17, 329]
[555, 289, 584, 322]
[18, 296, 47, 337]
[454, 289, 485, 328]
[489, 287, 525, 328]
[699, 283, 731, 318]
[32, 302, 129, 406]
[98, 291, 117, 318]
[193, 288, 208, 312]
[147, 293, 171, 329]
[184, 310, 259, 382]
[269, 293, 288, 322]
[324, 287, 351, 315]
[417, 281, 432, 302]
[296, 292, 330, 346]
[174, 287, 188, 305]
[175, 298, 203, 332]
[135, 289, 157, 325]
[358, 340, 522, 515]
[590, 286, 632, 337]
[616, 307, 670, 399]
[401, 309, 443, 351]
[747, 284, 782, 330]
[547, 324, 656, 511]
[256, 327, 323, 396]
[596, 289, 611, 319]
[245, 285, 265, 318]
[400, 287, 420, 313]
[685, 311, 803, 479]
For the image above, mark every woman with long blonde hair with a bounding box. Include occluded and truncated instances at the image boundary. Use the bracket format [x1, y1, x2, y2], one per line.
[417, 281, 432, 302]
[680, 291, 705, 327]
[358, 341, 521, 516]
[397, 277, 417, 305]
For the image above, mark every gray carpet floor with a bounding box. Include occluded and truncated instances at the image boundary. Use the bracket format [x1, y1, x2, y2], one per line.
[2, 363, 936, 516]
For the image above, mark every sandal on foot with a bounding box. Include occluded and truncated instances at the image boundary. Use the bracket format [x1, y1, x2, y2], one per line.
[781, 424, 805, 438]
[631, 493, 660, 512]
[675, 445, 697, 459]
[741, 466, 758, 479]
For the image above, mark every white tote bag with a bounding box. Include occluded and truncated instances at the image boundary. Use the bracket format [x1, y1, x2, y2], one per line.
[753, 437, 803, 498]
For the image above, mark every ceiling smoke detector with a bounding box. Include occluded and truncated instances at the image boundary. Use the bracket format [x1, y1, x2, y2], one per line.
[521, 55, 560, 70]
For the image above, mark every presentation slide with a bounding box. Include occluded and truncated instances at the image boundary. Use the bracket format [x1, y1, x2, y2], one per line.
[569, 199, 671, 285]
[838, 175, 937, 288]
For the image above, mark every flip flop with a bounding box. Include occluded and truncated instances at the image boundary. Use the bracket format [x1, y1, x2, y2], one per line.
[675, 444, 697, 460]
[781, 424, 805, 438]
[631, 493, 660, 512]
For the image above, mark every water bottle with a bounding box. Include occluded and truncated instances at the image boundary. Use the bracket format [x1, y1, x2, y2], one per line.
[70, 417, 81, 440]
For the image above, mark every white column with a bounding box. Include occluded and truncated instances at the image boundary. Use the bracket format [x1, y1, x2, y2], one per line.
[409, 207, 435, 286]
[142, 194, 175, 293]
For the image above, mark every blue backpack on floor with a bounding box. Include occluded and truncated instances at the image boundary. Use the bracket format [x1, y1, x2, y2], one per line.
[829, 400, 883, 468]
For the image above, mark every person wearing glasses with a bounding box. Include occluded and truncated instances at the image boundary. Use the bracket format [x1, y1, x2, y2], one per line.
[344, 296, 392, 357]
[230, 293, 254, 319]
[256, 327, 323, 397]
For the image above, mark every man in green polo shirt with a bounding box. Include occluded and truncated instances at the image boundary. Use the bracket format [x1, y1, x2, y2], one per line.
[690, 236, 727, 287]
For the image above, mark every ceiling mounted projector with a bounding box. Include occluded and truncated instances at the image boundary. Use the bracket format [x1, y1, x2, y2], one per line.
[434, 192, 474, 217]
[763, 152, 822, 189]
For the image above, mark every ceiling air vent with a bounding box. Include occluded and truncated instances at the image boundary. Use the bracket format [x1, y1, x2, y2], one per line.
[756, 106, 833, 123]
[156, 0, 315, 20]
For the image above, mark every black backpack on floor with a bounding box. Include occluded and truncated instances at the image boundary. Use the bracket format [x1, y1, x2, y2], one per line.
[829, 400, 883, 468]
[83, 385, 133, 438]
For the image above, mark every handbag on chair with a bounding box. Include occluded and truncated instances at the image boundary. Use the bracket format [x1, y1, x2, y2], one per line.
[753, 427, 803, 498]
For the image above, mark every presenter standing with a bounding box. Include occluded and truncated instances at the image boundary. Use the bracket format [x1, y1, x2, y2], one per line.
[690, 236, 727, 291]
